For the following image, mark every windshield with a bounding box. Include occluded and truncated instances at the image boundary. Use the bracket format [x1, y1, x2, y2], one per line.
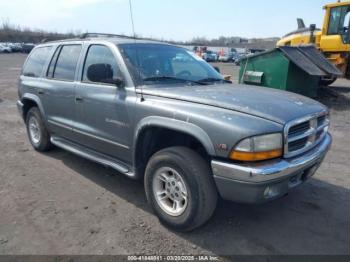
[118, 43, 224, 86]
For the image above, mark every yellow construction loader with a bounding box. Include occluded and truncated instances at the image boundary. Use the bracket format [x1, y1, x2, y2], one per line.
[277, 1, 350, 84]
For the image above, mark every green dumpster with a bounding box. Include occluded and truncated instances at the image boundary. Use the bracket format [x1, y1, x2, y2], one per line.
[239, 46, 341, 97]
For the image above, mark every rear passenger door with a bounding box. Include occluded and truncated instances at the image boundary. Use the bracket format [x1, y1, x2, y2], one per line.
[74, 44, 133, 162]
[41, 44, 82, 140]
[21, 45, 53, 107]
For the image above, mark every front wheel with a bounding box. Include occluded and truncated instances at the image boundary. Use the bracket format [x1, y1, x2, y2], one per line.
[319, 76, 337, 86]
[144, 147, 218, 232]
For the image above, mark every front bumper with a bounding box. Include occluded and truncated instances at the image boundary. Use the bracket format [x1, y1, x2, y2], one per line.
[16, 100, 24, 119]
[212, 133, 332, 204]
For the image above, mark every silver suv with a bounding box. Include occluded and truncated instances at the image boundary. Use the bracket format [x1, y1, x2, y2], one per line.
[17, 34, 332, 231]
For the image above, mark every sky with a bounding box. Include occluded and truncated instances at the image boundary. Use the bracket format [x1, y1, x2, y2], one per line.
[0, 0, 337, 41]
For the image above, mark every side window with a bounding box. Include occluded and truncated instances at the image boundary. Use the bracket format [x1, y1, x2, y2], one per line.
[23, 46, 52, 78]
[328, 7, 342, 35]
[53, 45, 82, 81]
[328, 6, 350, 35]
[82, 45, 121, 84]
[46, 46, 61, 78]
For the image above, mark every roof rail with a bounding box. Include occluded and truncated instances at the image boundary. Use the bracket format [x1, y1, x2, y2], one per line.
[80, 33, 135, 39]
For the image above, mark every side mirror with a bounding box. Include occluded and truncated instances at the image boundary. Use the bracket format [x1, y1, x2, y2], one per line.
[87, 63, 125, 87]
[214, 66, 221, 73]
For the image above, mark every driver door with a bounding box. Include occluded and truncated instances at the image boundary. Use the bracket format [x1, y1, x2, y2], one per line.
[73, 44, 133, 163]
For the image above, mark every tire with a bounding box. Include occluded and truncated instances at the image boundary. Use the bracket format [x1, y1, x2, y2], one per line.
[26, 107, 52, 152]
[319, 77, 337, 86]
[144, 146, 218, 232]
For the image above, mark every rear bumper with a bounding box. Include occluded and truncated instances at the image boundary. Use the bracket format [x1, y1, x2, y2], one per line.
[212, 133, 332, 204]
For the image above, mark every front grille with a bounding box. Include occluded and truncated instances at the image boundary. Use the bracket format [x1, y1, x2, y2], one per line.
[288, 137, 308, 152]
[318, 115, 326, 127]
[289, 121, 310, 137]
[284, 112, 329, 158]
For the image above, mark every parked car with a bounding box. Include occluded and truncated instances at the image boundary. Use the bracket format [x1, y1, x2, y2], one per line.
[0, 44, 12, 53]
[218, 52, 235, 62]
[17, 36, 332, 231]
[22, 43, 35, 53]
[202, 51, 217, 62]
[10, 43, 23, 52]
[249, 48, 265, 54]
[234, 53, 249, 66]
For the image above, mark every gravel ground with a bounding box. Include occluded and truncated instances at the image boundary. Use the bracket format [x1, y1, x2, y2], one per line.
[0, 53, 349, 255]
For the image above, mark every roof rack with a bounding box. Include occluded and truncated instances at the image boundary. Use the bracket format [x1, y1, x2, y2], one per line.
[80, 33, 135, 39]
[39, 37, 81, 44]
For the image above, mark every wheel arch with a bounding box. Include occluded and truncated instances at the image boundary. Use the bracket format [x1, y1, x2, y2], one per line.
[133, 116, 216, 179]
[21, 93, 46, 121]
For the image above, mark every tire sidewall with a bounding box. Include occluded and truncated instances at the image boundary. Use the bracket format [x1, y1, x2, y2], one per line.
[145, 152, 201, 230]
[26, 108, 46, 150]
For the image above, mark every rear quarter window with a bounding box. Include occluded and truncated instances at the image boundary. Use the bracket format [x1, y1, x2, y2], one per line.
[22, 46, 52, 78]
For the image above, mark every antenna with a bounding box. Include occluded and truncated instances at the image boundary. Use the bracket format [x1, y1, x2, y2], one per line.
[129, 0, 136, 39]
[128, 0, 144, 101]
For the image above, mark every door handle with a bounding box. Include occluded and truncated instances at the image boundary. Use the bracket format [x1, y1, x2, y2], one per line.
[75, 96, 84, 102]
[38, 90, 45, 95]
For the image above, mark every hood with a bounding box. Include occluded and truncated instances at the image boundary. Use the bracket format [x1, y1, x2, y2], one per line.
[141, 83, 327, 124]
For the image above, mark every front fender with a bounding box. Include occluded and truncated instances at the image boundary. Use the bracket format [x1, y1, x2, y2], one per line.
[134, 116, 216, 156]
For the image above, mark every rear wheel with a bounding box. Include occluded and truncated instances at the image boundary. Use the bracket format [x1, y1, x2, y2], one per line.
[145, 147, 218, 232]
[26, 107, 52, 152]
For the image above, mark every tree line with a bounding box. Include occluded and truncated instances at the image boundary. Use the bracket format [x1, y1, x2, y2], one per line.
[0, 20, 278, 49]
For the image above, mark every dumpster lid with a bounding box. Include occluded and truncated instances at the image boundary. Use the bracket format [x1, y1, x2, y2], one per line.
[297, 45, 342, 76]
[279, 46, 329, 76]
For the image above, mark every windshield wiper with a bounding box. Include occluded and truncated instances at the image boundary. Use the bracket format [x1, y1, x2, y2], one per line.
[198, 78, 232, 84]
[143, 76, 208, 85]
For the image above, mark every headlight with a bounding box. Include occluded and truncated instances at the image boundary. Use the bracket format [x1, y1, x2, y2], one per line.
[230, 133, 283, 162]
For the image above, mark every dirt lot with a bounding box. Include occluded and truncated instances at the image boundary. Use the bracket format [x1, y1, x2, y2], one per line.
[0, 53, 350, 255]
